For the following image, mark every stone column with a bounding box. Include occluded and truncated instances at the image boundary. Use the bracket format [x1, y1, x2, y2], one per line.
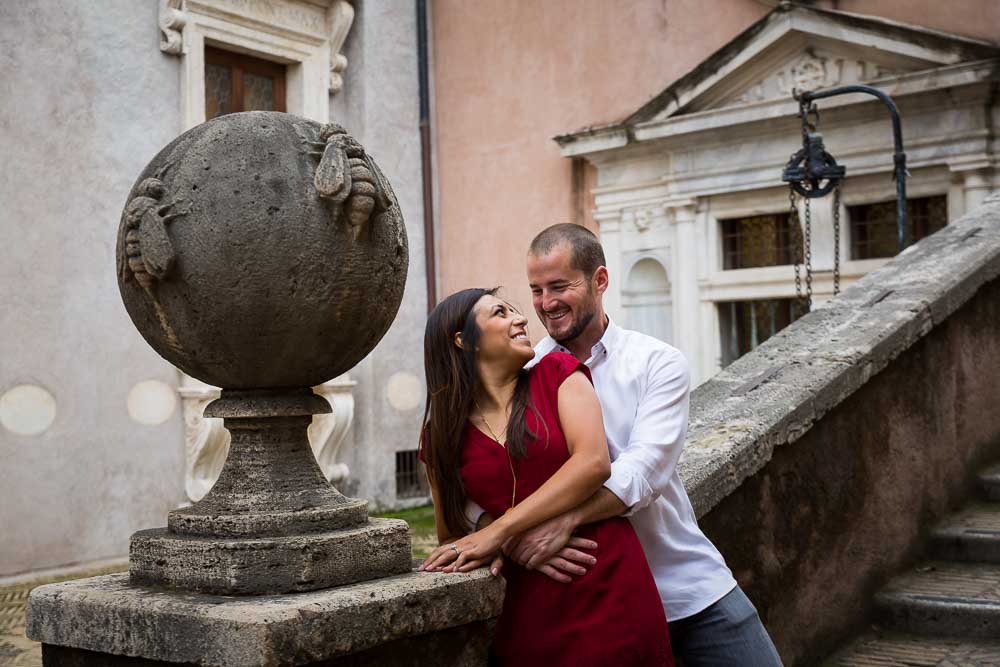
[596, 210, 625, 319]
[963, 168, 995, 214]
[694, 200, 720, 383]
[670, 201, 701, 383]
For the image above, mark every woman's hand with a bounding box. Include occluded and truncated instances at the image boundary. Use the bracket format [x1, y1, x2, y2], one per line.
[419, 522, 508, 575]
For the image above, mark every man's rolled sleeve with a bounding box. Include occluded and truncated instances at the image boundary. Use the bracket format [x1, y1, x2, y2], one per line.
[464, 498, 486, 533]
[603, 348, 690, 516]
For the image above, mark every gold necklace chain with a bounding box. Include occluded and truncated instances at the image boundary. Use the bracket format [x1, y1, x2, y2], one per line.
[474, 398, 517, 511]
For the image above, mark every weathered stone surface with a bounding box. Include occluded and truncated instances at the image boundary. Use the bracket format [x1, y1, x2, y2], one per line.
[682, 193, 1000, 519]
[874, 562, 1000, 639]
[978, 463, 1000, 501]
[115, 111, 408, 390]
[687, 195, 1000, 665]
[27, 570, 505, 666]
[42, 622, 491, 666]
[166, 395, 367, 540]
[700, 276, 1000, 664]
[928, 502, 1000, 563]
[129, 519, 411, 596]
[825, 633, 1000, 667]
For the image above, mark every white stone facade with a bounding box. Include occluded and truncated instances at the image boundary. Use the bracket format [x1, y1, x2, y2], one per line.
[0, 0, 427, 577]
[558, 6, 999, 385]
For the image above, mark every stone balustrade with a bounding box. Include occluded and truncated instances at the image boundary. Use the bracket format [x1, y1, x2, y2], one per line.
[682, 191, 1000, 665]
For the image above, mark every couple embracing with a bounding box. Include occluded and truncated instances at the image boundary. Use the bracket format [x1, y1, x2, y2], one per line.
[418, 224, 782, 666]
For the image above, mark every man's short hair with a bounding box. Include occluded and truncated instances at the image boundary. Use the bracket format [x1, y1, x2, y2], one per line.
[529, 223, 606, 278]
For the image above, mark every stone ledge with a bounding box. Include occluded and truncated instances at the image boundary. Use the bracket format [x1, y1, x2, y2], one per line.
[26, 570, 504, 666]
[683, 192, 1000, 517]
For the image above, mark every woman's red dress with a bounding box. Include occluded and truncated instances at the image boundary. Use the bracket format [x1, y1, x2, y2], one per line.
[460, 352, 673, 666]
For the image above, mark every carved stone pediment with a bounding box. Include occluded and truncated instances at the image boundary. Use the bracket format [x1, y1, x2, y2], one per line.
[695, 46, 915, 112]
[625, 4, 998, 125]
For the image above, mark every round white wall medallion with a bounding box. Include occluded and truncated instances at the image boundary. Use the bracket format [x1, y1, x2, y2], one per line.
[128, 380, 178, 425]
[0, 384, 57, 436]
[386, 372, 423, 412]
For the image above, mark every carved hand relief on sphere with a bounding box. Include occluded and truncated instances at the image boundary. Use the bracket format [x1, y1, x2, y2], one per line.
[115, 112, 408, 389]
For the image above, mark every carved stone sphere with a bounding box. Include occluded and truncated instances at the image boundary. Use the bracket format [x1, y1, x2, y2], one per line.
[116, 111, 408, 389]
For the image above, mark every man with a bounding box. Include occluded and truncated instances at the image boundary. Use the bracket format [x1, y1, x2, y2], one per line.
[488, 224, 781, 665]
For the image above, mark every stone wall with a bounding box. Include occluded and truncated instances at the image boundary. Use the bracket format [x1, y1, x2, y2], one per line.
[330, 0, 429, 508]
[0, 1, 187, 576]
[0, 0, 428, 579]
[682, 193, 1000, 665]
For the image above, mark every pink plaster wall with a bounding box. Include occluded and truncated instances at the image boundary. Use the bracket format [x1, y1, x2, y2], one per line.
[836, 0, 1000, 42]
[431, 0, 998, 335]
[432, 0, 770, 330]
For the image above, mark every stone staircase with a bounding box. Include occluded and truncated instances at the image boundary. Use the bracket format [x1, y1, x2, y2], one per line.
[826, 464, 1000, 665]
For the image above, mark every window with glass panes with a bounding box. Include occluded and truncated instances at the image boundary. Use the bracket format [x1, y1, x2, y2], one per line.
[718, 298, 802, 367]
[205, 47, 287, 118]
[849, 195, 947, 259]
[720, 212, 798, 270]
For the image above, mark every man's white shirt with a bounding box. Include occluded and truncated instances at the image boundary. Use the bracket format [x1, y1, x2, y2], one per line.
[469, 318, 736, 621]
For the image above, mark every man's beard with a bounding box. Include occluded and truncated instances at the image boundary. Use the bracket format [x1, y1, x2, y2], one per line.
[552, 307, 596, 344]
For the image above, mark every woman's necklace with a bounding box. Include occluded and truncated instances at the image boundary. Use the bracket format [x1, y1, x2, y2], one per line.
[474, 398, 517, 511]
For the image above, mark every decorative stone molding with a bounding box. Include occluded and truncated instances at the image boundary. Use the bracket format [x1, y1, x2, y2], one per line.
[326, 0, 354, 94]
[622, 204, 667, 233]
[632, 208, 654, 232]
[307, 375, 356, 484]
[731, 50, 904, 106]
[179, 374, 355, 503]
[158, 0, 186, 55]
[178, 377, 228, 503]
[157, 0, 355, 128]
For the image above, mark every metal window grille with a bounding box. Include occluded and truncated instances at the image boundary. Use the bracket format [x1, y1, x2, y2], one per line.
[718, 298, 802, 367]
[395, 449, 429, 499]
[721, 213, 797, 270]
[849, 195, 947, 260]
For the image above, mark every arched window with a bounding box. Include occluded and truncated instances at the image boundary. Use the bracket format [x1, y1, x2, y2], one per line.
[623, 258, 672, 344]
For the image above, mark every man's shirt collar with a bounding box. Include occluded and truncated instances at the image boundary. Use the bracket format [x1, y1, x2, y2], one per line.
[535, 316, 619, 365]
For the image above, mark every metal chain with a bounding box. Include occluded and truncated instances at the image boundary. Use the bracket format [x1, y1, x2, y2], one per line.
[833, 184, 841, 296]
[803, 192, 813, 311]
[789, 188, 804, 312]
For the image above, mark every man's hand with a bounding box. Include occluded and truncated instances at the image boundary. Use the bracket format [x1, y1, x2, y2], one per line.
[505, 512, 594, 571]
[530, 539, 599, 583]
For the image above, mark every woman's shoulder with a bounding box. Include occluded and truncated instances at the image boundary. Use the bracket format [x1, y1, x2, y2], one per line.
[530, 351, 591, 387]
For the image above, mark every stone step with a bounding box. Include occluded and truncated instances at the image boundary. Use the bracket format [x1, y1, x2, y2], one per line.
[929, 502, 1000, 563]
[824, 632, 1000, 666]
[874, 561, 1000, 639]
[979, 463, 1000, 501]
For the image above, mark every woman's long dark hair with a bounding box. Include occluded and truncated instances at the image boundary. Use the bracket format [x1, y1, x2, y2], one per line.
[421, 287, 543, 537]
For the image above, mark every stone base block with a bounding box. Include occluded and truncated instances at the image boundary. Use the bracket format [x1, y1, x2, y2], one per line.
[167, 496, 370, 538]
[42, 622, 491, 666]
[28, 570, 504, 666]
[130, 518, 411, 595]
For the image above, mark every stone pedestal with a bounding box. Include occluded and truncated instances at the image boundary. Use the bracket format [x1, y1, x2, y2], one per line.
[25, 112, 504, 665]
[28, 570, 504, 666]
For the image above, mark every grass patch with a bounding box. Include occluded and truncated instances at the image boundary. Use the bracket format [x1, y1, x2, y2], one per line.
[373, 505, 437, 559]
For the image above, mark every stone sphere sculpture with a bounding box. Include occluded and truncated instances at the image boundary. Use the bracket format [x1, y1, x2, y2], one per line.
[116, 111, 408, 389]
[116, 112, 413, 595]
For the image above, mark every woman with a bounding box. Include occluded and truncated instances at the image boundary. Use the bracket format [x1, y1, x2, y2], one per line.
[418, 288, 673, 666]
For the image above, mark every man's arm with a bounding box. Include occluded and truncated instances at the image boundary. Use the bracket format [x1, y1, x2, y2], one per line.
[506, 487, 624, 569]
[510, 348, 691, 569]
[602, 348, 690, 515]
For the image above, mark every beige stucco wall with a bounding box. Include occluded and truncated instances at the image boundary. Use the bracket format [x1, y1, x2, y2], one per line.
[431, 0, 999, 336]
